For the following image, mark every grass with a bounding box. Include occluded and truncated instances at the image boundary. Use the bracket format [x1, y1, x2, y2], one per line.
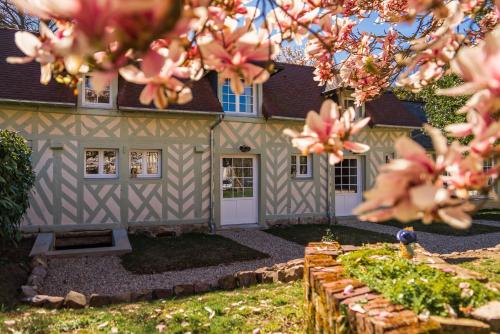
[0, 237, 34, 310]
[121, 233, 269, 274]
[265, 224, 396, 246]
[380, 219, 500, 236]
[0, 281, 305, 334]
[339, 245, 500, 317]
[473, 208, 500, 222]
[455, 256, 500, 283]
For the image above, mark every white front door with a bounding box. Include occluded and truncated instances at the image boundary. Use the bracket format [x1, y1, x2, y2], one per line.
[335, 157, 363, 216]
[221, 156, 258, 225]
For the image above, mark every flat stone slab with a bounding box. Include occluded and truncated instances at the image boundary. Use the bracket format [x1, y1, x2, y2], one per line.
[30, 229, 131, 257]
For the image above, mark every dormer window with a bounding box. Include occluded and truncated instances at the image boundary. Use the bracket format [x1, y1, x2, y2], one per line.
[82, 74, 113, 108]
[219, 80, 256, 114]
[342, 96, 364, 120]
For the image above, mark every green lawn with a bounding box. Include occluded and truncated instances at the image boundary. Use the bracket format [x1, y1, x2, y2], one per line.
[454, 256, 500, 283]
[265, 224, 395, 246]
[0, 282, 304, 334]
[121, 233, 269, 274]
[380, 219, 500, 236]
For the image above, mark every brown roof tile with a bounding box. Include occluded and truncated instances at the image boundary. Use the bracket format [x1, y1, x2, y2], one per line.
[365, 92, 422, 128]
[0, 28, 76, 104]
[0, 28, 422, 127]
[263, 63, 324, 118]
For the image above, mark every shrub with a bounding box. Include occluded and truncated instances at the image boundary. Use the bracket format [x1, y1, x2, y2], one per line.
[0, 130, 35, 245]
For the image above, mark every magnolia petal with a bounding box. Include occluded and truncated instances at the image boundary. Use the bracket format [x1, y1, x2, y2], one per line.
[142, 50, 165, 78]
[409, 184, 439, 211]
[64, 54, 84, 75]
[14, 31, 40, 57]
[437, 207, 472, 229]
[230, 75, 244, 95]
[283, 128, 300, 138]
[6, 56, 33, 64]
[437, 82, 485, 96]
[139, 83, 157, 106]
[153, 88, 168, 109]
[90, 71, 116, 95]
[40, 63, 51, 84]
[119, 65, 148, 84]
[344, 141, 370, 153]
[351, 117, 370, 135]
[425, 125, 447, 156]
[445, 123, 473, 137]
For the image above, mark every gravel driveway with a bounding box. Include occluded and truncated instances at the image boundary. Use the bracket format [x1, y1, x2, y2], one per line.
[338, 219, 500, 254]
[40, 230, 304, 297]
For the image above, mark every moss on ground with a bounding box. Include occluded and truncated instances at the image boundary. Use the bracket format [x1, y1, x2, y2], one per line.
[0, 282, 304, 334]
[339, 245, 499, 317]
[457, 256, 500, 283]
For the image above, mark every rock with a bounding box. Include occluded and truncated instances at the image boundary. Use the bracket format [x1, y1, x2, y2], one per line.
[109, 292, 131, 304]
[472, 301, 500, 331]
[218, 275, 237, 290]
[286, 258, 304, 267]
[431, 316, 490, 334]
[236, 271, 257, 288]
[31, 266, 48, 279]
[27, 274, 44, 288]
[31, 295, 64, 309]
[64, 291, 87, 309]
[278, 265, 304, 283]
[254, 268, 269, 283]
[31, 256, 48, 269]
[262, 271, 278, 284]
[131, 290, 153, 302]
[21, 285, 38, 298]
[89, 294, 111, 307]
[152, 288, 173, 300]
[194, 282, 211, 294]
[173, 284, 194, 297]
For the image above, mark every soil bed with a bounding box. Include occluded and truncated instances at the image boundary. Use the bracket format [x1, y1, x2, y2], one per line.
[265, 224, 396, 246]
[121, 233, 269, 274]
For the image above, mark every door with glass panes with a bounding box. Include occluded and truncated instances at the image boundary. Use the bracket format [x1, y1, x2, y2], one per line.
[334, 157, 362, 216]
[220, 156, 258, 225]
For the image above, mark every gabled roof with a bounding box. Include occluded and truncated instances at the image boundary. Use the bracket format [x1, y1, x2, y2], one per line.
[0, 27, 423, 128]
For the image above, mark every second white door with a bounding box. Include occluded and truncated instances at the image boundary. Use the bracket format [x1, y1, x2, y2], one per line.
[334, 157, 363, 216]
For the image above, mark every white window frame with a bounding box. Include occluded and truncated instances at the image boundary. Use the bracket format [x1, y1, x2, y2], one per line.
[342, 96, 365, 120]
[84, 148, 119, 179]
[291, 154, 312, 178]
[218, 80, 258, 115]
[129, 149, 162, 178]
[81, 74, 113, 108]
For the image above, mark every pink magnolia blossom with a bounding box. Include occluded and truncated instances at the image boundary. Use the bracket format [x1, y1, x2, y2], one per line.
[198, 24, 276, 95]
[267, 0, 319, 44]
[7, 22, 73, 84]
[283, 100, 370, 164]
[438, 26, 500, 102]
[119, 45, 191, 109]
[354, 127, 477, 229]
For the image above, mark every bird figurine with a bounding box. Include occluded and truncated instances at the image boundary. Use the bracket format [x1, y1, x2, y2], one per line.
[396, 227, 417, 259]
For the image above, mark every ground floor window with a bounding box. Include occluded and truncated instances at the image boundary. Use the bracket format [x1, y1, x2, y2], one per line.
[291, 154, 312, 178]
[84, 149, 118, 178]
[129, 150, 161, 178]
[335, 158, 358, 193]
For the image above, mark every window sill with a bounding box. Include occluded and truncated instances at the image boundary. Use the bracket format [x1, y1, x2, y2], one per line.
[292, 176, 313, 181]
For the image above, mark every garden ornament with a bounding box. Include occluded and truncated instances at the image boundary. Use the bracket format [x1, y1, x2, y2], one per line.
[397, 227, 417, 259]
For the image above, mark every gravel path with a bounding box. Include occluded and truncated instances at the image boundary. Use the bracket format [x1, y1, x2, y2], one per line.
[338, 219, 500, 254]
[40, 230, 304, 297]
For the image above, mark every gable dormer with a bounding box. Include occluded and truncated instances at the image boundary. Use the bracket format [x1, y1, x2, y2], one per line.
[217, 78, 262, 116]
[78, 74, 118, 109]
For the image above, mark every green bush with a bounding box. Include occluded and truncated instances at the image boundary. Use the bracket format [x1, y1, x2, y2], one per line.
[0, 130, 35, 245]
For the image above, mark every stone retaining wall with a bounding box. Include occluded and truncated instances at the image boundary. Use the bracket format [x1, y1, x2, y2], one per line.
[304, 242, 495, 334]
[21, 257, 305, 309]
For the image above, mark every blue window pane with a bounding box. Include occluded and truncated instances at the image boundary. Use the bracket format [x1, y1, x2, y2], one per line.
[223, 85, 229, 94]
[229, 95, 235, 103]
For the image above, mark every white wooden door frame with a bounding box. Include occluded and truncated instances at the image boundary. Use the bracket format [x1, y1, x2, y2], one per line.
[334, 156, 363, 216]
[220, 155, 258, 226]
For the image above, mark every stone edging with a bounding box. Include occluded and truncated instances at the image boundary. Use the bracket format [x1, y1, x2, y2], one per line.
[304, 242, 498, 333]
[20, 257, 305, 309]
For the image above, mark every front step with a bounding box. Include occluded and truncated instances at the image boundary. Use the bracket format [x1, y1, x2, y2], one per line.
[30, 228, 132, 257]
